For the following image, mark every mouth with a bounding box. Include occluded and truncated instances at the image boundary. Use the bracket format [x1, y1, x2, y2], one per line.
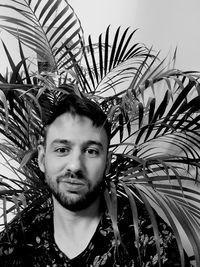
[59, 178, 87, 192]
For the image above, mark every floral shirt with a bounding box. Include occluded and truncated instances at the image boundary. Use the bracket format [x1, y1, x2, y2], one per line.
[0, 197, 190, 267]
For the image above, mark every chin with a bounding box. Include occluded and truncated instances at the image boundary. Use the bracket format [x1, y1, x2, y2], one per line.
[53, 189, 101, 212]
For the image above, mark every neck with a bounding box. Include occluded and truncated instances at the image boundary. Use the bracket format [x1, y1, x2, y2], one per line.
[53, 196, 102, 227]
[53, 196, 103, 258]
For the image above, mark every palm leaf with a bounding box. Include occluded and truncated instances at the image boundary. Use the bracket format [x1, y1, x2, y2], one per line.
[0, 0, 84, 71]
[75, 26, 149, 95]
[108, 86, 200, 265]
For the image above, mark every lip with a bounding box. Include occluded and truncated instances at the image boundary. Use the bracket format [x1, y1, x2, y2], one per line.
[59, 178, 85, 185]
[59, 179, 86, 192]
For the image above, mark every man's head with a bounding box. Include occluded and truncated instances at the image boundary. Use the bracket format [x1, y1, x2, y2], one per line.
[38, 94, 111, 211]
[43, 94, 111, 144]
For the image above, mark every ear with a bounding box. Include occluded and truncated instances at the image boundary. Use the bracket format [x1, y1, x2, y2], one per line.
[105, 151, 112, 175]
[37, 144, 45, 173]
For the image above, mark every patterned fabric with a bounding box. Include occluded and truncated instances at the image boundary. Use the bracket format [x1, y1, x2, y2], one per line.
[0, 197, 190, 267]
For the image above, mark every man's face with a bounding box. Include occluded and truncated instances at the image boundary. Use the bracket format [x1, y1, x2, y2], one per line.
[38, 113, 109, 211]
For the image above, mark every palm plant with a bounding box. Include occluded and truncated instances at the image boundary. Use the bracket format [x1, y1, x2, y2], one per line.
[0, 1, 200, 266]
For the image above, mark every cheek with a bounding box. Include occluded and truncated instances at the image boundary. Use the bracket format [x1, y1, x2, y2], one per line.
[44, 156, 62, 176]
[87, 159, 107, 180]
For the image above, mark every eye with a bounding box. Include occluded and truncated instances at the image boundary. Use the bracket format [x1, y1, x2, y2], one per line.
[54, 147, 71, 155]
[84, 147, 99, 158]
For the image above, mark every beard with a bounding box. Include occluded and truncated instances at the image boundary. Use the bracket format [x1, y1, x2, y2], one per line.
[45, 170, 105, 212]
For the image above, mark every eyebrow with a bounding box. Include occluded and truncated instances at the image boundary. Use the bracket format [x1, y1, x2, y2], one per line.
[51, 139, 71, 146]
[84, 140, 104, 150]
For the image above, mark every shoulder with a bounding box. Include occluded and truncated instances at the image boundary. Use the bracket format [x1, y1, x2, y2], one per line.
[0, 204, 53, 266]
[115, 195, 189, 266]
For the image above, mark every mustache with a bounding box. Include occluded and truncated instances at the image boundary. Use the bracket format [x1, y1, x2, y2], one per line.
[57, 170, 86, 182]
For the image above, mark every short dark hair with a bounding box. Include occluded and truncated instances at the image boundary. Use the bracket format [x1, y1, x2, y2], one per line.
[44, 94, 111, 143]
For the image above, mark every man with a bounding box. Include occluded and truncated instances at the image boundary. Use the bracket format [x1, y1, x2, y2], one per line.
[0, 94, 190, 266]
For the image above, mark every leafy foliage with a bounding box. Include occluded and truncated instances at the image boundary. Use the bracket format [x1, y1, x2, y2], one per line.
[0, 1, 200, 266]
[0, 0, 84, 72]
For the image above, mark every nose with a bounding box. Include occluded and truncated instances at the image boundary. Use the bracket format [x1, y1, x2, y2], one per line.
[66, 149, 82, 173]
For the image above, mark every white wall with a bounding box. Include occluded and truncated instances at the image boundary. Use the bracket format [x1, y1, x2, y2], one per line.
[134, 0, 200, 71]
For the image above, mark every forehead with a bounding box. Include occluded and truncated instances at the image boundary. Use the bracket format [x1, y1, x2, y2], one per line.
[45, 113, 108, 147]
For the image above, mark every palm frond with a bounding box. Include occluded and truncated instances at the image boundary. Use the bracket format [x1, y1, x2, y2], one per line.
[74, 26, 149, 95]
[106, 85, 200, 265]
[0, 0, 84, 71]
